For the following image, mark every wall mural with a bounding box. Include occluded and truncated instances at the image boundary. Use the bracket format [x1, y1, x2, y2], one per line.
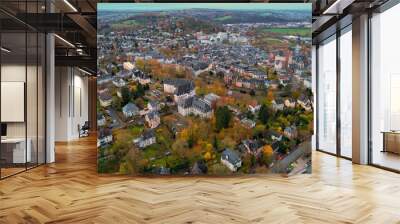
[97, 3, 313, 175]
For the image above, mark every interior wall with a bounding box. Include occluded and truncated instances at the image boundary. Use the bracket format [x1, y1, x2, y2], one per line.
[55, 66, 69, 141]
[88, 77, 97, 132]
[55, 67, 89, 141]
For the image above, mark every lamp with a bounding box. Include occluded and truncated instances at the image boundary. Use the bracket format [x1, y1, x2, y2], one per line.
[1, 47, 11, 53]
[63, 0, 78, 12]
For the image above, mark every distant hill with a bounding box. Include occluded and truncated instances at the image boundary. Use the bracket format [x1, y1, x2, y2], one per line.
[107, 13, 225, 34]
[170, 9, 311, 24]
[98, 9, 311, 34]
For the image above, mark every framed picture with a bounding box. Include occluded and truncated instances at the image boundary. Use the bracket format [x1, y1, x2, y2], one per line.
[97, 3, 312, 176]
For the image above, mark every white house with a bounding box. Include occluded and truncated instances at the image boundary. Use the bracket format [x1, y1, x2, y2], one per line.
[248, 102, 261, 114]
[133, 70, 151, 85]
[163, 79, 195, 103]
[297, 95, 313, 111]
[267, 130, 283, 142]
[122, 102, 139, 118]
[145, 111, 160, 129]
[204, 93, 220, 105]
[97, 128, 113, 148]
[133, 130, 156, 149]
[97, 113, 106, 127]
[148, 101, 159, 112]
[272, 99, 285, 111]
[112, 77, 126, 88]
[241, 118, 256, 129]
[221, 148, 242, 172]
[163, 82, 177, 94]
[123, 61, 135, 71]
[98, 91, 112, 107]
[178, 97, 212, 118]
[284, 126, 298, 139]
[284, 98, 296, 108]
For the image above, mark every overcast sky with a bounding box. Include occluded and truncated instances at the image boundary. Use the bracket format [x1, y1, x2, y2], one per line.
[98, 3, 311, 12]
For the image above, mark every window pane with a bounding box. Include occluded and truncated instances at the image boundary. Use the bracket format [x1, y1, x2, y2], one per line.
[38, 33, 45, 165]
[1, 31, 27, 177]
[27, 31, 38, 169]
[318, 37, 337, 154]
[340, 29, 352, 158]
[371, 4, 400, 171]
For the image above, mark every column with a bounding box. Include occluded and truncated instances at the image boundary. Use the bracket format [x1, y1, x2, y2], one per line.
[352, 14, 369, 164]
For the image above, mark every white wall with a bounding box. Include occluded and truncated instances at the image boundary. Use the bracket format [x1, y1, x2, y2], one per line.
[55, 67, 89, 141]
[55, 66, 69, 141]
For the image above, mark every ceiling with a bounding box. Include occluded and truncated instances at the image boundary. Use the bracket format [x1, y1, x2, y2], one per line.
[312, 0, 390, 43]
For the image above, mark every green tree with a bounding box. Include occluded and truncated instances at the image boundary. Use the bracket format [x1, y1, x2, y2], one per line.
[215, 106, 232, 132]
[121, 86, 131, 105]
[112, 96, 122, 111]
[187, 133, 194, 148]
[111, 66, 119, 76]
[245, 110, 254, 120]
[133, 83, 145, 99]
[212, 135, 219, 151]
[258, 104, 270, 125]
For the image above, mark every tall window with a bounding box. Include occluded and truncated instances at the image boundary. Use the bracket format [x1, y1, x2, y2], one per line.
[339, 27, 352, 158]
[318, 36, 337, 154]
[371, 3, 400, 171]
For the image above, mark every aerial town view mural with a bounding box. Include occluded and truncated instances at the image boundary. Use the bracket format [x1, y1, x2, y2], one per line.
[97, 3, 313, 175]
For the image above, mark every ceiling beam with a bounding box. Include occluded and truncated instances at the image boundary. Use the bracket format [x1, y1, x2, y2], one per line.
[55, 55, 96, 71]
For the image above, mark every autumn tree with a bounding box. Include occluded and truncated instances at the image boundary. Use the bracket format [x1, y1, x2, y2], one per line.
[266, 89, 275, 102]
[259, 145, 273, 167]
[203, 143, 214, 162]
[269, 70, 278, 81]
[135, 58, 145, 71]
[241, 153, 256, 173]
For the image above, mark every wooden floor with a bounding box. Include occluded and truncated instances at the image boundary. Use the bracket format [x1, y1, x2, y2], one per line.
[1, 136, 400, 224]
[372, 150, 400, 171]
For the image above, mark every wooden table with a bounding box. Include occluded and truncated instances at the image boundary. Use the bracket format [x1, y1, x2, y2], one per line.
[1, 138, 31, 165]
[381, 131, 400, 154]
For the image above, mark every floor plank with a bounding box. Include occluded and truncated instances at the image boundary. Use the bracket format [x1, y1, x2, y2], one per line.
[0, 135, 400, 224]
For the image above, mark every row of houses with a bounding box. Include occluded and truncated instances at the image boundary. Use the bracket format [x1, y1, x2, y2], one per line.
[224, 73, 267, 90]
[222, 125, 299, 172]
[272, 95, 312, 111]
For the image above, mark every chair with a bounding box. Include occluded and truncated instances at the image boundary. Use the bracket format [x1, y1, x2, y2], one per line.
[79, 121, 90, 138]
